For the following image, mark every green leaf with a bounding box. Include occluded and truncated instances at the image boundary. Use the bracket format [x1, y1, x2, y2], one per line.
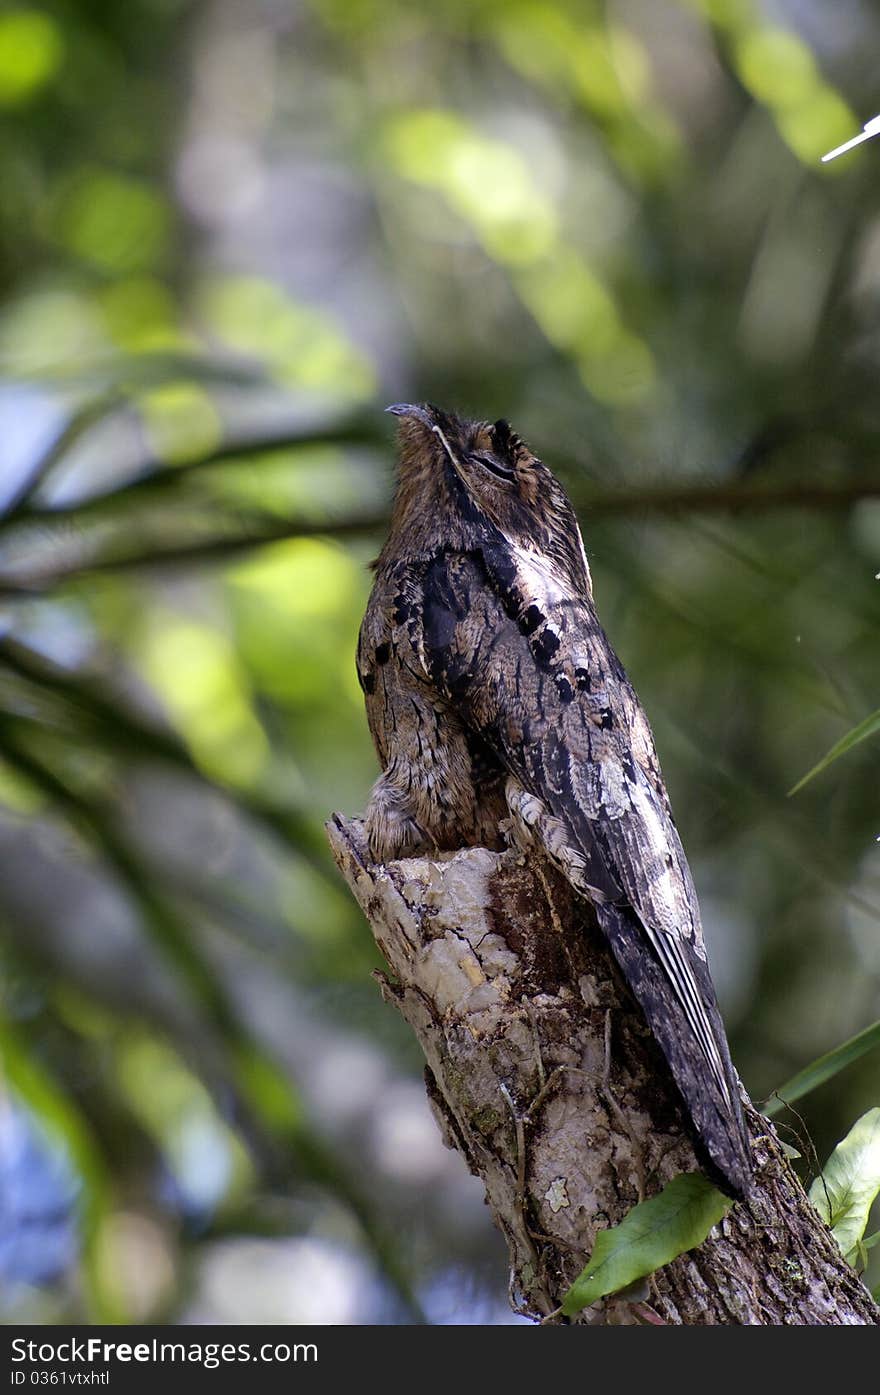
[789, 707, 880, 795]
[853, 1228, 880, 1271]
[763, 1019, 880, 1116]
[809, 1108, 880, 1264]
[562, 1173, 731, 1315]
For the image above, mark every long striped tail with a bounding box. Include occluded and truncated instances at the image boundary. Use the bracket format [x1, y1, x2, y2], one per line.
[596, 901, 753, 1200]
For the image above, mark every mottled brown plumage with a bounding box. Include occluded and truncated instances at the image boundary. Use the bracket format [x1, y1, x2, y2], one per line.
[358, 403, 753, 1199]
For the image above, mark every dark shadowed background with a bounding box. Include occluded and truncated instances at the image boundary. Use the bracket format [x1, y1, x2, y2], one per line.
[0, 0, 878, 1323]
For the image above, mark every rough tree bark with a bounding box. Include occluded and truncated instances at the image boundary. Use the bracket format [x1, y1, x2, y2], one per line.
[327, 814, 880, 1326]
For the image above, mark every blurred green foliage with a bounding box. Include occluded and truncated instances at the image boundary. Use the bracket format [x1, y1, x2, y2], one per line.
[0, 0, 878, 1322]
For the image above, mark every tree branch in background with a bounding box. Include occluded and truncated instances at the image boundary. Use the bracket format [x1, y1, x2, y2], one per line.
[0, 415, 385, 529]
[328, 815, 880, 1326]
[3, 471, 879, 597]
[0, 391, 123, 523]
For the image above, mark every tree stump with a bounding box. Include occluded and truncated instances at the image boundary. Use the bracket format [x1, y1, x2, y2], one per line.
[327, 814, 880, 1326]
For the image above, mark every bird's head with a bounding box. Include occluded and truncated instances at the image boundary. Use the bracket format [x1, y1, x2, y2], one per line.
[386, 403, 589, 588]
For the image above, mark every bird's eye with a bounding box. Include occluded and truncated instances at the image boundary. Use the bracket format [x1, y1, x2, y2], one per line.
[470, 453, 516, 482]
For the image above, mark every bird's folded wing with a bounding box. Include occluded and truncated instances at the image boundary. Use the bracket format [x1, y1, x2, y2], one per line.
[419, 547, 739, 1113]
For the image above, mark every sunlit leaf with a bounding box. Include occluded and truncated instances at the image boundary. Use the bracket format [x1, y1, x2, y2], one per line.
[809, 1109, 880, 1264]
[0, 9, 64, 106]
[137, 382, 223, 464]
[382, 107, 557, 265]
[135, 613, 270, 788]
[196, 274, 375, 400]
[562, 1173, 731, 1315]
[789, 708, 880, 794]
[55, 169, 171, 276]
[727, 18, 855, 167]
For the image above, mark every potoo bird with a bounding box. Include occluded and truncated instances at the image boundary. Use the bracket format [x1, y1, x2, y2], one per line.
[358, 403, 753, 1200]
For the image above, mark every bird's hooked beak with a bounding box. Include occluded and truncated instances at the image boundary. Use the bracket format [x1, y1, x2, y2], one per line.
[385, 403, 457, 467]
[385, 403, 434, 428]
